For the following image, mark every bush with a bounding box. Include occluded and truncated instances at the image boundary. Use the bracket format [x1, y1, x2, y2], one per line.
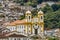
[31, 3, 37, 7]
[25, 2, 32, 6]
[19, 15, 25, 20]
[48, 37, 59, 40]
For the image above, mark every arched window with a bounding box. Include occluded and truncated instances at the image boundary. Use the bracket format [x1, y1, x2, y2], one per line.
[41, 16, 43, 19]
[29, 16, 30, 19]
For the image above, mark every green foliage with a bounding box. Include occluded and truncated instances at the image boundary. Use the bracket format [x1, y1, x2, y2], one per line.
[13, 0, 24, 5]
[25, 2, 32, 6]
[14, 0, 60, 6]
[37, 0, 43, 4]
[14, 0, 38, 7]
[19, 15, 25, 20]
[0, 15, 5, 18]
[44, 10, 60, 29]
[31, 35, 39, 39]
[40, 4, 60, 29]
[25, 0, 37, 7]
[48, 37, 59, 40]
[0, 3, 3, 9]
[0, 3, 2, 6]
[51, 4, 60, 11]
[42, 4, 53, 13]
[31, 8, 37, 16]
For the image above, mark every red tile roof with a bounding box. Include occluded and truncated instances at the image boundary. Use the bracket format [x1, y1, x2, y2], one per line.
[4, 19, 27, 26]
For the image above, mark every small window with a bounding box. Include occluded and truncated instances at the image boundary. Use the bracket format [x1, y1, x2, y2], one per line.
[11, 28, 12, 30]
[29, 16, 30, 19]
[22, 25, 23, 28]
[41, 16, 43, 19]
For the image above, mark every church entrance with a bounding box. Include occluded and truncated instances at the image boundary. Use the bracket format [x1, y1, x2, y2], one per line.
[33, 24, 39, 35]
[35, 29, 38, 34]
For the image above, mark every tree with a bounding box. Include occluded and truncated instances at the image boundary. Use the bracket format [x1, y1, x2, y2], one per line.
[40, 4, 60, 29]
[37, 0, 43, 4]
[51, 4, 60, 11]
[23, 0, 28, 2]
[31, 8, 37, 16]
[19, 15, 25, 20]
[44, 9, 60, 29]
[31, 0, 37, 7]
[42, 4, 53, 13]
[52, 0, 59, 2]
[48, 37, 59, 40]
[13, 0, 24, 5]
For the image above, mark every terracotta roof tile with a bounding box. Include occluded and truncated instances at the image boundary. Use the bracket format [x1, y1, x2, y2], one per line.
[14, 19, 26, 24]
[8, 22, 16, 26]
[6, 19, 26, 26]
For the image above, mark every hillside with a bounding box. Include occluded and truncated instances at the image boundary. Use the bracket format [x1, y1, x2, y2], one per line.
[0, 0, 60, 29]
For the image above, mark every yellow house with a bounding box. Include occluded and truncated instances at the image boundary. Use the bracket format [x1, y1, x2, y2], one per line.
[5, 10, 44, 36]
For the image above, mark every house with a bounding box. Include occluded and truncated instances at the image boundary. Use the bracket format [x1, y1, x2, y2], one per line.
[0, 32, 29, 40]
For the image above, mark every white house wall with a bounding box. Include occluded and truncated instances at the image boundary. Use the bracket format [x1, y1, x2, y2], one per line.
[6, 26, 16, 31]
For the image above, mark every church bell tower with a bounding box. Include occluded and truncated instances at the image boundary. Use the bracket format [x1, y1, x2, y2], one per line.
[25, 10, 32, 22]
[25, 10, 32, 35]
[38, 10, 44, 34]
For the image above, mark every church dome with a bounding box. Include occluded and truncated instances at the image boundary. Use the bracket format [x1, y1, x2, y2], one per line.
[38, 10, 43, 14]
[26, 10, 31, 14]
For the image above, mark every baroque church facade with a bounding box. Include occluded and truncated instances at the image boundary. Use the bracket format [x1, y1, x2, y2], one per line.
[0, 10, 44, 40]
[6, 10, 44, 35]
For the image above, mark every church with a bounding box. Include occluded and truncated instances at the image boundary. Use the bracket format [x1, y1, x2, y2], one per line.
[0, 10, 44, 40]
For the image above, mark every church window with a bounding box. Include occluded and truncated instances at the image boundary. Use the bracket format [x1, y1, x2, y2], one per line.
[11, 27, 12, 30]
[41, 16, 43, 19]
[29, 16, 30, 19]
[22, 25, 23, 28]
[35, 29, 38, 34]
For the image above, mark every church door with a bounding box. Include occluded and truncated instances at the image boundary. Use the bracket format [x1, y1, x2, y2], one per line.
[35, 29, 38, 34]
[33, 24, 39, 35]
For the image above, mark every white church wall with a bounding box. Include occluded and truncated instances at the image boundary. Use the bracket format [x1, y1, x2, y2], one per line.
[17, 25, 25, 34]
